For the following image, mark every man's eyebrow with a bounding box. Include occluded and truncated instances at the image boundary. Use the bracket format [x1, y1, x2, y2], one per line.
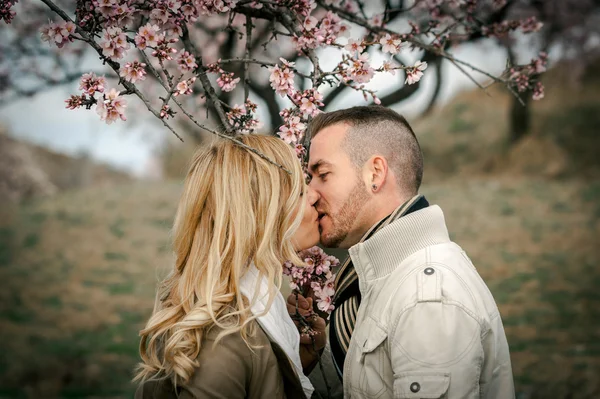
[309, 160, 332, 172]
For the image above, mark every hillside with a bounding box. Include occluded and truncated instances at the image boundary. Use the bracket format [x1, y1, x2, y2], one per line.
[414, 58, 600, 181]
[0, 128, 131, 204]
[1, 60, 600, 398]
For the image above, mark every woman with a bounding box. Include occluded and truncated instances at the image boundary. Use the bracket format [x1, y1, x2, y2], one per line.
[134, 135, 321, 399]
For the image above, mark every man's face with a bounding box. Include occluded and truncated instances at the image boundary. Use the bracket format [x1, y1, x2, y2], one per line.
[308, 123, 370, 248]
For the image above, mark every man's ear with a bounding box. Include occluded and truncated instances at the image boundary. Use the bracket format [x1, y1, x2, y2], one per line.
[364, 155, 388, 192]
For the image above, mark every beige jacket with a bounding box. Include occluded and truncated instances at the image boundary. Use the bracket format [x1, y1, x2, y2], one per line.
[343, 205, 514, 399]
[135, 320, 306, 399]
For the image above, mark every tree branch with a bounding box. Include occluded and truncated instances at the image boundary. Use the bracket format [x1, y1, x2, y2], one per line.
[244, 15, 252, 103]
[180, 24, 234, 135]
[422, 58, 444, 116]
[38, 0, 184, 142]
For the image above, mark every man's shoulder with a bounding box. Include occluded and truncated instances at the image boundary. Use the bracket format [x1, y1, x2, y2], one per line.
[374, 242, 498, 325]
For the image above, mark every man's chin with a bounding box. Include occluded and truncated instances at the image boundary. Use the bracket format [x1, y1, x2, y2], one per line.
[319, 231, 344, 249]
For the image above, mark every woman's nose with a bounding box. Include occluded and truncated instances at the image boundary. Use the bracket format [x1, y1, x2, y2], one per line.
[306, 186, 320, 206]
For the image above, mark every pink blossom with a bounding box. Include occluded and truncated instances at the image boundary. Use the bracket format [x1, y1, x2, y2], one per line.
[1, 1, 18, 24]
[278, 115, 306, 144]
[521, 16, 543, 33]
[345, 38, 365, 54]
[379, 34, 403, 54]
[217, 72, 240, 92]
[532, 82, 545, 101]
[279, 127, 297, 144]
[369, 14, 384, 27]
[343, 1, 358, 13]
[299, 93, 322, 117]
[347, 53, 374, 84]
[177, 51, 198, 73]
[381, 60, 397, 75]
[317, 296, 333, 313]
[304, 16, 318, 30]
[65, 95, 87, 110]
[295, 144, 306, 158]
[120, 61, 147, 83]
[160, 104, 175, 119]
[196, 0, 238, 15]
[100, 26, 130, 59]
[405, 60, 427, 85]
[269, 59, 296, 97]
[510, 70, 529, 92]
[40, 21, 76, 48]
[226, 103, 262, 133]
[530, 52, 548, 74]
[151, 37, 179, 61]
[96, 88, 127, 124]
[150, 7, 170, 25]
[79, 73, 106, 96]
[174, 77, 196, 96]
[282, 246, 340, 317]
[135, 24, 163, 50]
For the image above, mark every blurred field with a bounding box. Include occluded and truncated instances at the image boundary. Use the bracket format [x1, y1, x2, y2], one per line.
[1, 61, 600, 398]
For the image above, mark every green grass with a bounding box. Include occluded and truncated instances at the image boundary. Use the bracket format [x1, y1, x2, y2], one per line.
[3, 177, 596, 398]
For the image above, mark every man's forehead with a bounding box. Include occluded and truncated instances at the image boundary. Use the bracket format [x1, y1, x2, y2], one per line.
[309, 125, 347, 158]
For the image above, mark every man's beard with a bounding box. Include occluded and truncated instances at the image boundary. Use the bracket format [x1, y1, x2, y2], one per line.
[320, 181, 370, 248]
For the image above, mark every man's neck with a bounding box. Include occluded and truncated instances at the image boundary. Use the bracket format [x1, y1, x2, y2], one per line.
[338, 195, 409, 249]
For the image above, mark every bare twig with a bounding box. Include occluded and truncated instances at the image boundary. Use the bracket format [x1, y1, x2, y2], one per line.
[180, 24, 234, 135]
[219, 58, 312, 79]
[244, 15, 252, 103]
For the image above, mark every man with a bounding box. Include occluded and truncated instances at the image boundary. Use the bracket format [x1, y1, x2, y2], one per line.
[290, 106, 514, 398]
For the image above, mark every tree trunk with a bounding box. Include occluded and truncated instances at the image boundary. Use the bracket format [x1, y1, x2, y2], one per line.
[509, 92, 531, 144]
[506, 44, 531, 144]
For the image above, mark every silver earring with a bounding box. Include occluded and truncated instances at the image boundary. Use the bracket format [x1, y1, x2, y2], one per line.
[372, 184, 377, 190]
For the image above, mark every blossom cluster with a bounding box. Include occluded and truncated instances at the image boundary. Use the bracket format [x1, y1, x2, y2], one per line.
[1, 0, 18, 24]
[283, 246, 339, 315]
[226, 100, 261, 133]
[508, 52, 548, 100]
[120, 61, 147, 83]
[207, 62, 241, 93]
[294, 11, 349, 52]
[66, 72, 128, 124]
[269, 58, 296, 97]
[482, 17, 543, 37]
[19, 0, 549, 132]
[40, 20, 76, 48]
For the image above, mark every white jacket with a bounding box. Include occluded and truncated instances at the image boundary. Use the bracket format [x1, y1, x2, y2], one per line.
[343, 205, 514, 399]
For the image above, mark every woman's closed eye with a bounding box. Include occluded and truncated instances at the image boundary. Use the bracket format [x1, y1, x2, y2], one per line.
[318, 172, 329, 181]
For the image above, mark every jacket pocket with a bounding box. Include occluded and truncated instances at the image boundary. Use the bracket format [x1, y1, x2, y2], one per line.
[394, 372, 450, 398]
[352, 318, 389, 397]
[356, 318, 387, 358]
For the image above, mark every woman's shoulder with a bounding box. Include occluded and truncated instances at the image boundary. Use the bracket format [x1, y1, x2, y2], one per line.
[203, 319, 271, 355]
[136, 320, 288, 399]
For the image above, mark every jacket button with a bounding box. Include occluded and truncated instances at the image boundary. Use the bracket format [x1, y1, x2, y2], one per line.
[410, 382, 420, 392]
[424, 267, 435, 275]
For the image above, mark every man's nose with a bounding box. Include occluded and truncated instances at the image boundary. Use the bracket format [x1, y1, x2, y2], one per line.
[307, 186, 320, 206]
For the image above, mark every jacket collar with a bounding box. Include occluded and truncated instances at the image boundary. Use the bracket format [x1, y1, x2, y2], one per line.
[348, 205, 450, 294]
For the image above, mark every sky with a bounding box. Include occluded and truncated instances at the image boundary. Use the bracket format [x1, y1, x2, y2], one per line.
[0, 38, 526, 178]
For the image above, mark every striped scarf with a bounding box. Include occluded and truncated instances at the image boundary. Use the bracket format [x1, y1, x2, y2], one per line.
[329, 194, 429, 378]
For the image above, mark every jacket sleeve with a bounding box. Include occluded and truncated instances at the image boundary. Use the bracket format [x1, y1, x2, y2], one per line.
[479, 312, 515, 398]
[179, 334, 252, 399]
[389, 300, 485, 398]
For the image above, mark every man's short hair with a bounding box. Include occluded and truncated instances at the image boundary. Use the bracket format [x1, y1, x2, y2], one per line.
[309, 105, 424, 195]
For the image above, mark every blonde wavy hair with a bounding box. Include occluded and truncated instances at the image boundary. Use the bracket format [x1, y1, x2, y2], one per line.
[134, 134, 306, 384]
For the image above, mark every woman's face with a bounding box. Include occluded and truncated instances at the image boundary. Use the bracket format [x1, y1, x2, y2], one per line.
[292, 186, 321, 251]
